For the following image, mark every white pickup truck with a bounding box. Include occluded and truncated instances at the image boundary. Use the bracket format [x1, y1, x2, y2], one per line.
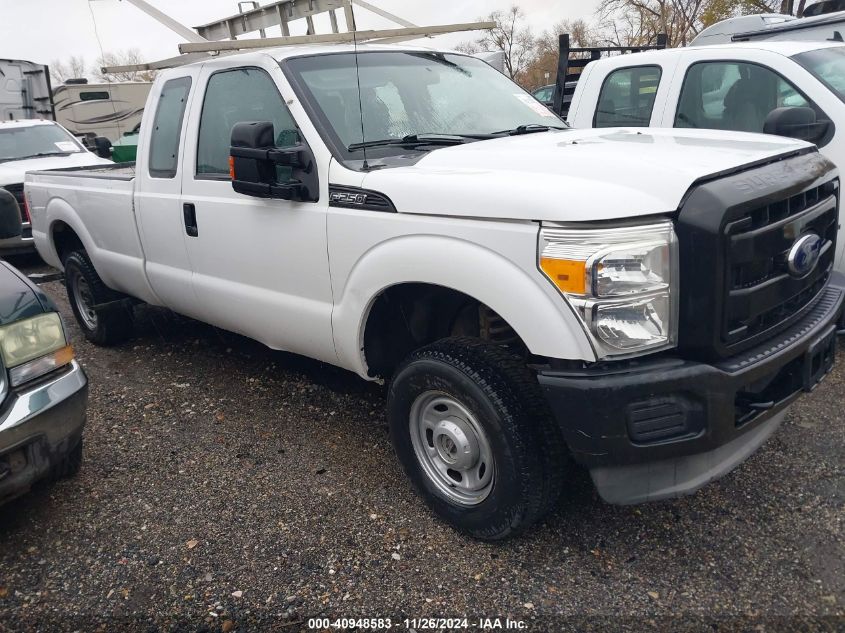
[22, 44, 845, 539]
[567, 40, 845, 278]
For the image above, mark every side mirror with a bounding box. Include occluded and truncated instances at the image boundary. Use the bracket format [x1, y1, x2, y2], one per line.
[763, 107, 831, 144]
[93, 136, 113, 159]
[0, 189, 22, 240]
[229, 121, 318, 202]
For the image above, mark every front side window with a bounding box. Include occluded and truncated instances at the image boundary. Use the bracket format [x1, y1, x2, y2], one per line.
[793, 46, 845, 103]
[148, 76, 192, 178]
[285, 52, 564, 168]
[594, 66, 662, 128]
[196, 67, 298, 178]
[0, 123, 84, 163]
[675, 61, 815, 133]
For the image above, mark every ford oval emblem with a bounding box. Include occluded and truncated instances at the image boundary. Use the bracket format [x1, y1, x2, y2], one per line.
[787, 233, 823, 278]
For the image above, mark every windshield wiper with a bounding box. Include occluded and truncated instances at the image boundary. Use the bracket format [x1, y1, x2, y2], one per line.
[13, 151, 74, 160]
[491, 124, 569, 136]
[347, 134, 478, 152]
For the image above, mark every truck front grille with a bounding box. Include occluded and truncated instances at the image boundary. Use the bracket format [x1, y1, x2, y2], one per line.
[675, 150, 839, 361]
[2, 183, 28, 223]
[722, 183, 837, 346]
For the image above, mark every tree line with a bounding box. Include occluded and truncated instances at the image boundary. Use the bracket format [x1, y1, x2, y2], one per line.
[50, 49, 156, 85]
[460, 1, 813, 90]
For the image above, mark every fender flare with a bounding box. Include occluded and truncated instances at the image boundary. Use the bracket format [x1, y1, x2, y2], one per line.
[43, 197, 97, 270]
[332, 235, 596, 377]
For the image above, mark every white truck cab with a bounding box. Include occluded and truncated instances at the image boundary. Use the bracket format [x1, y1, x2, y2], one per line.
[567, 40, 845, 272]
[21, 43, 845, 539]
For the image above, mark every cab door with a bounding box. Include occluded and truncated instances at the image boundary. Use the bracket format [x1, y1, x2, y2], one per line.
[659, 48, 840, 138]
[178, 61, 336, 365]
[135, 66, 203, 317]
[568, 57, 679, 129]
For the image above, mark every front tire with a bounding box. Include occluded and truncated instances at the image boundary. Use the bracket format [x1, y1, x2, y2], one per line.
[51, 437, 83, 481]
[64, 250, 133, 346]
[387, 338, 567, 540]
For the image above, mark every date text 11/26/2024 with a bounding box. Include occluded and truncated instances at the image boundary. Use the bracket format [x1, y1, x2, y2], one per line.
[306, 618, 529, 630]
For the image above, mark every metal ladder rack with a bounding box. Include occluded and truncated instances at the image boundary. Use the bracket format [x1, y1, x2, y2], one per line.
[101, 0, 492, 74]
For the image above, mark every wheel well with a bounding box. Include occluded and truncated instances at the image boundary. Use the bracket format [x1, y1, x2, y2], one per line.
[362, 283, 526, 379]
[52, 221, 84, 264]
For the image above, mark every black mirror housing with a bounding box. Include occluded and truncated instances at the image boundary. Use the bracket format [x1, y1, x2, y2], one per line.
[93, 136, 113, 159]
[763, 107, 830, 144]
[0, 189, 23, 240]
[229, 121, 318, 202]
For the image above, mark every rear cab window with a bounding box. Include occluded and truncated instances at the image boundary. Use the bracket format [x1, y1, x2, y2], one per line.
[148, 76, 192, 179]
[594, 65, 662, 128]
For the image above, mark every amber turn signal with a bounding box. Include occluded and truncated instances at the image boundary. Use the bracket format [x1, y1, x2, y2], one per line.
[539, 257, 587, 295]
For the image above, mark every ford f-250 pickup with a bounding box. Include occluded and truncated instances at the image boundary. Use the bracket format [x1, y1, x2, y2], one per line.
[22, 44, 845, 540]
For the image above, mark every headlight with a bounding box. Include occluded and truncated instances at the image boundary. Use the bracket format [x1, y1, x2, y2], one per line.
[539, 221, 678, 358]
[0, 312, 74, 386]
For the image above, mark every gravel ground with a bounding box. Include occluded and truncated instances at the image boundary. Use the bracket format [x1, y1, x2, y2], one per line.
[0, 255, 843, 633]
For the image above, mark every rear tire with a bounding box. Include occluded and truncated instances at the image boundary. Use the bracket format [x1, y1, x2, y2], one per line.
[387, 337, 567, 540]
[64, 250, 133, 346]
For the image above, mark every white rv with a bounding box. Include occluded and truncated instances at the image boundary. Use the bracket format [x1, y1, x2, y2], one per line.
[53, 81, 151, 143]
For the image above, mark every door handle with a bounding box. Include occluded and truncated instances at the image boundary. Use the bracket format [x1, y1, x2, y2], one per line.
[183, 203, 198, 237]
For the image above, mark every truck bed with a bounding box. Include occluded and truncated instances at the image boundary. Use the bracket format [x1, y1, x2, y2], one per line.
[25, 162, 157, 306]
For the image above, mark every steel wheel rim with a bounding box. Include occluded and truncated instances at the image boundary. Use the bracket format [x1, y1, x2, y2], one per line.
[409, 391, 495, 506]
[71, 271, 98, 330]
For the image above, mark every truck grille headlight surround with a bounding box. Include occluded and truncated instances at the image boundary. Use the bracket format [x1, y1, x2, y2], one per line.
[0, 312, 74, 386]
[539, 221, 678, 358]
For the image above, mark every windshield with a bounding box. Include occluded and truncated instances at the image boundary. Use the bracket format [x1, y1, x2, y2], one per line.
[793, 46, 845, 103]
[285, 51, 565, 167]
[0, 123, 84, 163]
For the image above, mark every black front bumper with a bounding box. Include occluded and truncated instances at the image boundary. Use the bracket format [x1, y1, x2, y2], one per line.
[538, 275, 845, 505]
[0, 362, 88, 504]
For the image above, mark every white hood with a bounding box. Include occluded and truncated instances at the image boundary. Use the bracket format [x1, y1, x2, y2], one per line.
[361, 127, 816, 222]
[0, 152, 112, 187]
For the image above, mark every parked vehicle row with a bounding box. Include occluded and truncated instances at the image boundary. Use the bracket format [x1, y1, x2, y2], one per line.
[19, 42, 844, 539]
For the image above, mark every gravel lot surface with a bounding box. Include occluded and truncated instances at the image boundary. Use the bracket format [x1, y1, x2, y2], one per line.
[0, 255, 843, 633]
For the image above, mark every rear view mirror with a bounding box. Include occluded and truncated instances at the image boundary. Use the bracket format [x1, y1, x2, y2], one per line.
[93, 136, 113, 159]
[229, 121, 318, 202]
[763, 107, 831, 144]
[0, 189, 22, 240]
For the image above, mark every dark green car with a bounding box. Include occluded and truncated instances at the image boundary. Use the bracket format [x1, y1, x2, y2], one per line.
[0, 190, 88, 504]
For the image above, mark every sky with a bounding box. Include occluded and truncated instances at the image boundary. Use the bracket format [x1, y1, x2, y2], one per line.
[0, 0, 603, 71]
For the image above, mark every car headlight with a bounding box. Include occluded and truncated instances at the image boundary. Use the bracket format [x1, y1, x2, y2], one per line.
[0, 312, 74, 386]
[539, 221, 678, 358]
